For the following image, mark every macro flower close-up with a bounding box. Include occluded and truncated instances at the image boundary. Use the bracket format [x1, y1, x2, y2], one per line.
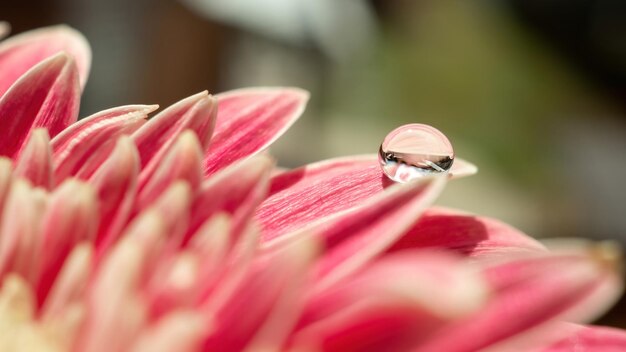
[1, 10, 626, 352]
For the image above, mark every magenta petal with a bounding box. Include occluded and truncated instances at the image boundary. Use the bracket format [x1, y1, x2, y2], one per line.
[416, 250, 623, 352]
[51, 105, 154, 183]
[0, 25, 90, 95]
[14, 129, 53, 189]
[204, 87, 309, 175]
[541, 324, 626, 352]
[386, 207, 545, 257]
[0, 53, 80, 159]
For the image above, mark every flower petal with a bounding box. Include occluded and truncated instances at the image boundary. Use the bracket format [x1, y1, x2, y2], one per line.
[34, 180, 98, 305]
[130, 311, 209, 352]
[257, 156, 386, 242]
[386, 207, 545, 258]
[78, 211, 166, 352]
[40, 243, 92, 322]
[541, 324, 626, 352]
[263, 174, 446, 290]
[257, 155, 471, 243]
[202, 236, 316, 351]
[415, 247, 623, 352]
[132, 92, 216, 171]
[185, 154, 272, 245]
[88, 137, 139, 255]
[52, 105, 154, 183]
[291, 251, 488, 351]
[14, 129, 53, 189]
[0, 53, 80, 159]
[0, 25, 90, 95]
[449, 157, 477, 178]
[136, 131, 203, 212]
[316, 177, 447, 289]
[204, 87, 309, 175]
[0, 179, 47, 282]
[150, 182, 193, 248]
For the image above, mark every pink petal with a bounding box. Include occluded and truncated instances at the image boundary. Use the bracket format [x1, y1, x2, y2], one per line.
[40, 243, 93, 321]
[256, 156, 386, 243]
[78, 212, 167, 352]
[291, 251, 487, 351]
[0, 179, 47, 283]
[185, 154, 273, 245]
[34, 180, 98, 306]
[51, 105, 154, 183]
[144, 250, 201, 319]
[203, 237, 316, 351]
[132, 92, 216, 175]
[130, 311, 209, 352]
[136, 131, 203, 213]
[312, 177, 447, 289]
[0, 53, 80, 159]
[415, 248, 623, 352]
[195, 220, 260, 309]
[14, 129, 53, 189]
[204, 87, 309, 175]
[151, 182, 193, 248]
[88, 137, 139, 255]
[386, 207, 545, 257]
[0, 25, 90, 95]
[541, 324, 626, 352]
[257, 155, 471, 243]
[187, 214, 230, 272]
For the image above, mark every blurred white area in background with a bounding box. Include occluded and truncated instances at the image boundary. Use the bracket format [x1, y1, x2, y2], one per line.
[180, 0, 378, 61]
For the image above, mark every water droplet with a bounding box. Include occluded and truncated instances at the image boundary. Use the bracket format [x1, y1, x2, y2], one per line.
[379, 123, 454, 183]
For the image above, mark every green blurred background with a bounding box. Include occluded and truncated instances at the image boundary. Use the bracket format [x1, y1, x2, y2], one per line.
[3, 0, 626, 326]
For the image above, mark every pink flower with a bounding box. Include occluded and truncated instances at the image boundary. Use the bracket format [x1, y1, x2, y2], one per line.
[0, 24, 624, 351]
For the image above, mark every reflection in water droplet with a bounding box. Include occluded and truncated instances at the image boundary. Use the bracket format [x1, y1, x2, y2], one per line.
[379, 123, 454, 183]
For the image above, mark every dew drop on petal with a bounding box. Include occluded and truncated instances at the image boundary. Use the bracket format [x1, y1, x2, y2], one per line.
[379, 123, 454, 183]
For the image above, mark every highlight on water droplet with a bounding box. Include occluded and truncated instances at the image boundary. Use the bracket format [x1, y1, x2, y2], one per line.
[378, 123, 454, 183]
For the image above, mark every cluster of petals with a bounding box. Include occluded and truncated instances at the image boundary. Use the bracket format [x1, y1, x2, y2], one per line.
[0, 22, 625, 351]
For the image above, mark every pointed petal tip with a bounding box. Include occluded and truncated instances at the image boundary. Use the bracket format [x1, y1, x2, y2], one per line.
[144, 104, 160, 114]
[15, 128, 52, 189]
[450, 157, 478, 179]
[183, 90, 216, 106]
[540, 238, 623, 274]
